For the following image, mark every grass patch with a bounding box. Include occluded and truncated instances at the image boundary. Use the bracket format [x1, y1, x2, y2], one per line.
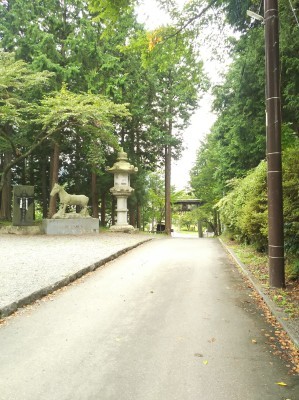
[222, 237, 268, 284]
[175, 230, 199, 237]
[0, 220, 12, 227]
[221, 235, 299, 319]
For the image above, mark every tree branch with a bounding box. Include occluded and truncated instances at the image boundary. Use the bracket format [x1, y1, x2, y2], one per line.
[0, 128, 20, 157]
[0, 129, 56, 192]
[164, 0, 218, 40]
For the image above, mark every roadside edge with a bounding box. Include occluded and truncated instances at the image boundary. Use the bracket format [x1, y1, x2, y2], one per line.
[219, 238, 299, 349]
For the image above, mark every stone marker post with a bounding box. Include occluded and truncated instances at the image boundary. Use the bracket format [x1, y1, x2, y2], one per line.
[107, 149, 138, 232]
[12, 185, 34, 226]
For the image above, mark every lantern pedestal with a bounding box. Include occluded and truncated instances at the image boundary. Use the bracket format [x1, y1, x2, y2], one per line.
[110, 224, 135, 233]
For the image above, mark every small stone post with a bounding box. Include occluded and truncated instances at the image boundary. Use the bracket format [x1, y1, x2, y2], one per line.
[107, 149, 138, 232]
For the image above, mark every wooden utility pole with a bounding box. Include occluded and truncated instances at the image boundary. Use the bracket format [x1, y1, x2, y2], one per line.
[264, 0, 285, 287]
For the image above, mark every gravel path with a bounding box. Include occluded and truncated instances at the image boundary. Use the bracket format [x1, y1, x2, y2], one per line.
[0, 233, 153, 318]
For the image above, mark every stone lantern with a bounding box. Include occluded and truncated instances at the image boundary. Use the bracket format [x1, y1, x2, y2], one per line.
[107, 149, 138, 232]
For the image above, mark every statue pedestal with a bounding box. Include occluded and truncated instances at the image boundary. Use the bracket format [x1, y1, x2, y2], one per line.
[42, 218, 99, 235]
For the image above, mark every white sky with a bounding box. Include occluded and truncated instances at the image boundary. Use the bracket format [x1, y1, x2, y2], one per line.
[137, 0, 230, 191]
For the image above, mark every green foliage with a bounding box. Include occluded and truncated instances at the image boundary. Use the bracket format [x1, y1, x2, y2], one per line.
[190, 136, 223, 203]
[0, 49, 54, 187]
[190, 0, 299, 265]
[212, 27, 266, 177]
[176, 210, 198, 231]
[190, 26, 267, 234]
[190, 134, 226, 234]
[1, 0, 298, 252]
[279, 0, 299, 138]
[216, 142, 299, 278]
[283, 145, 299, 262]
[0, 51, 130, 195]
[173, 205, 208, 232]
[142, 171, 166, 228]
[0, 50, 52, 135]
[141, 171, 190, 229]
[125, 24, 206, 158]
[216, 160, 268, 250]
[219, 0, 261, 31]
[286, 260, 299, 281]
[0, 0, 138, 204]
[35, 85, 130, 170]
[0, 0, 110, 93]
[37, 85, 129, 138]
[0, 0, 208, 225]
[89, 0, 135, 24]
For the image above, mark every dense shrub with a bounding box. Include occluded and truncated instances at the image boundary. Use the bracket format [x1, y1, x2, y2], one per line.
[217, 160, 268, 250]
[283, 146, 299, 264]
[218, 144, 299, 278]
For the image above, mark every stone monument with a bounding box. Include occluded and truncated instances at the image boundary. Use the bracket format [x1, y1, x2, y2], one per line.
[107, 149, 138, 232]
[42, 184, 99, 235]
[12, 185, 34, 226]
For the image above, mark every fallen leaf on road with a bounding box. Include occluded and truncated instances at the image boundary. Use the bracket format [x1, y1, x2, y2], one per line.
[251, 339, 257, 344]
[194, 353, 203, 358]
[203, 360, 208, 365]
[275, 382, 287, 386]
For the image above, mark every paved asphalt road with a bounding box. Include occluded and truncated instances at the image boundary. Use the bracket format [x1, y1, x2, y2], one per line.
[0, 238, 298, 400]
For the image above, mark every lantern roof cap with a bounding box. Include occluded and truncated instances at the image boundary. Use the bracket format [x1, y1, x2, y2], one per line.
[107, 148, 138, 174]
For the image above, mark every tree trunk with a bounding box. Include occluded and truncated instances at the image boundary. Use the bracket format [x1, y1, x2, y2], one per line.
[100, 193, 106, 227]
[129, 204, 135, 227]
[21, 157, 26, 185]
[41, 155, 48, 218]
[198, 220, 203, 238]
[217, 211, 221, 236]
[48, 142, 60, 218]
[91, 171, 98, 218]
[213, 209, 219, 236]
[0, 151, 12, 220]
[165, 142, 172, 235]
[29, 154, 34, 185]
[137, 203, 141, 230]
[135, 129, 141, 231]
[74, 136, 81, 213]
[120, 127, 125, 147]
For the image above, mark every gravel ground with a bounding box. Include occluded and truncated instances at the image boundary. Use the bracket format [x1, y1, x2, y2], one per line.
[0, 232, 153, 317]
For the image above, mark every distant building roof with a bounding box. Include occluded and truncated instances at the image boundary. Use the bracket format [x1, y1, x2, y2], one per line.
[173, 199, 203, 211]
[173, 199, 202, 205]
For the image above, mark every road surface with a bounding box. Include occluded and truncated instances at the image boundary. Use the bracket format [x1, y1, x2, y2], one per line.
[0, 238, 298, 399]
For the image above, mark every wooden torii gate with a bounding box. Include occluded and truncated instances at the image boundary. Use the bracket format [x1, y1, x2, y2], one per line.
[173, 199, 204, 237]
